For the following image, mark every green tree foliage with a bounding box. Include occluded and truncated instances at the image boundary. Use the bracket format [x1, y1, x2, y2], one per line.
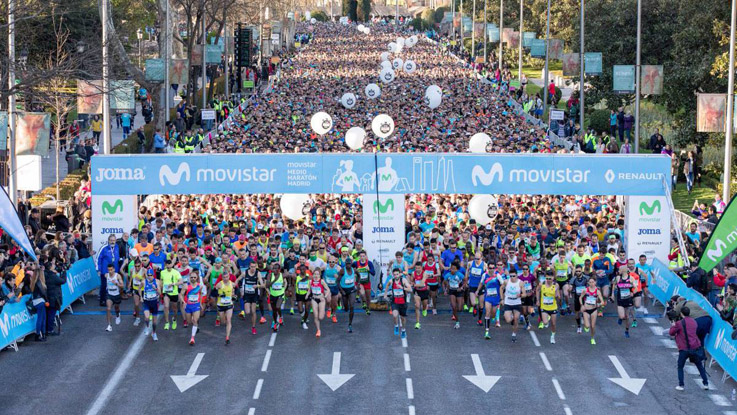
[312, 10, 329, 22]
[348, 0, 358, 21]
[359, 0, 372, 21]
[588, 109, 610, 134]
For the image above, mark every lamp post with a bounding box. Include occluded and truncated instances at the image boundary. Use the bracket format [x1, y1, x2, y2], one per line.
[7, 0, 16, 204]
[498, 0, 503, 71]
[102, 0, 111, 154]
[518, 0, 522, 83]
[725, 0, 736, 200]
[137, 28, 143, 68]
[542, 0, 550, 114]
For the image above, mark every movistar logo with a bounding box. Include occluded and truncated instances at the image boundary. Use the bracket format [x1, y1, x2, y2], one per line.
[714, 328, 737, 361]
[639, 200, 661, 216]
[0, 307, 31, 338]
[159, 162, 191, 186]
[373, 199, 394, 214]
[706, 239, 728, 262]
[380, 173, 393, 181]
[101, 199, 123, 215]
[472, 163, 503, 186]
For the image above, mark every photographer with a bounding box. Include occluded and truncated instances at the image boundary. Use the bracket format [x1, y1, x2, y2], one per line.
[669, 306, 710, 391]
[717, 284, 737, 323]
[670, 295, 712, 346]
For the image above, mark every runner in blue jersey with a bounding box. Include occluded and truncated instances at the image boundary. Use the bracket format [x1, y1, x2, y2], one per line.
[324, 257, 342, 323]
[338, 260, 357, 333]
[477, 271, 502, 339]
[466, 253, 487, 325]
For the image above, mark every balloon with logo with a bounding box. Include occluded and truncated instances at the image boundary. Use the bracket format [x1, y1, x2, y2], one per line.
[425, 84, 442, 98]
[280, 194, 312, 221]
[310, 17, 316, 24]
[365, 83, 381, 99]
[392, 58, 404, 71]
[310, 111, 333, 135]
[357, 24, 365, 31]
[379, 68, 395, 84]
[403, 60, 416, 73]
[341, 93, 357, 109]
[380, 60, 393, 71]
[387, 42, 397, 53]
[364, 27, 370, 35]
[425, 91, 442, 109]
[381, 52, 390, 62]
[468, 195, 499, 225]
[407, 35, 418, 47]
[371, 114, 395, 138]
[469, 132, 492, 153]
[345, 127, 367, 150]
[396, 37, 405, 48]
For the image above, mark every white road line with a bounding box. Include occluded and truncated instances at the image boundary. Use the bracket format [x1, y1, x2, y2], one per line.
[409, 405, 416, 415]
[86, 318, 158, 415]
[695, 378, 718, 390]
[248, 408, 255, 415]
[643, 317, 658, 324]
[661, 338, 677, 349]
[402, 337, 408, 348]
[406, 378, 414, 400]
[530, 331, 541, 347]
[564, 405, 573, 415]
[253, 379, 264, 400]
[552, 378, 566, 400]
[723, 411, 737, 415]
[269, 332, 277, 347]
[540, 352, 553, 371]
[261, 349, 272, 372]
[709, 394, 732, 406]
[404, 353, 411, 372]
[649, 326, 664, 336]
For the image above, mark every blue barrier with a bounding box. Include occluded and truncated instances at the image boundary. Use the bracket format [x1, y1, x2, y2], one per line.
[651, 259, 737, 381]
[61, 257, 100, 311]
[0, 294, 37, 350]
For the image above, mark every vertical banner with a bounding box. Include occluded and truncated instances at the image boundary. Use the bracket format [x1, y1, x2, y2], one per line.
[486, 24, 500, 42]
[191, 44, 203, 66]
[612, 65, 636, 94]
[362, 193, 405, 276]
[145, 58, 165, 82]
[16, 112, 50, 157]
[169, 59, 189, 85]
[530, 39, 546, 57]
[640, 65, 664, 95]
[91, 195, 138, 259]
[462, 16, 472, 33]
[548, 39, 564, 60]
[77, 80, 104, 114]
[584, 52, 602, 75]
[696, 93, 727, 132]
[0, 111, 7, 151]
[205, 44, 223, 64]
[109, 80, 136, 112]
[508, 31, 520, 49]
[0, 295, 36, 349]
[502, 28, 514, 44]
[522, 32, 536, 48]
[697, 194, 737, 272]
[625, 195, 671, 265]
[562, 53, 579, 76]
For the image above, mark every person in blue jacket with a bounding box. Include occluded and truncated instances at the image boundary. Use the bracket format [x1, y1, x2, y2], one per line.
[97, 234, 120, 306]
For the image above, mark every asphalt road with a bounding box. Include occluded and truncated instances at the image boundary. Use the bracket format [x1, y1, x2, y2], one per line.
[1, 296, 734, 415]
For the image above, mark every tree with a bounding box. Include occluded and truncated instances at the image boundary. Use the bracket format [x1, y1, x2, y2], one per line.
[359, 0, 371, 21]
[348, 0, 358, 21]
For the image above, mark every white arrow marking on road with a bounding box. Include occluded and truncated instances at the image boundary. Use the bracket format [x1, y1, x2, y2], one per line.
[607, 355, 646, 395]
[317, 352, 355, 391]
[463, 354, 501, 393]
[170, 353, 208, 393]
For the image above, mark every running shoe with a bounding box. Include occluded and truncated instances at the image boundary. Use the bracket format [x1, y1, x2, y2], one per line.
[477, 319, 483, 326]
[251, 327, 257, 335]
[463, 304, 469, 311]
[415, 322, 421, 330]
[590, 338, 596, 345]
[215, 318, 221, 327]
[348, 325, 353, 333]
[422, 310, 427, 317]
[576, 327, 582, 334]
[272, 322, 278, 332]
[366, 309, 371, 316]
[624, 330, 630, 338]
[617, 319, 623, 325]
[632, 320, 638, 328]
[327, 310, 332, 318]
[675, 386, 684, 391]
[164, 322, 170, 330]
[278, 316, 284, 325]
[259, 316, 267, 324]
[172, 321, 177, 330]
[495, 321, 501, 328]
[526, 323, 531, 331]
[115, 315, 121, 325]
[226, 337, 230, 345]
[702, 383, 709, 390]
[451, 315, 457, 321]
[394, 326, 400, 336]
[584, 327, 590, 333]
[144, 327, 150, 336]
[105, 325, 112, 332]
[134, 317, 141, 326]
[432, 309, 437, 315]
[189, 337, 195, 346]
[302, 322, 308, 330]
[362, 303, 368, 310]
[316, 330, 321, 338]
[289, 307, 294, 315]
[332, 315, 337, 323]
[183, 320, 188, 328]
[538, 322, 544, 329]
[238, 311, 246, 319]
[550, 334, 556, 344]
[454, 322, 460, 329]
[485, 330, 490, 340]
[598, 310, 603, 317]
[152, 333, 158, 341]
[512, 333, 517, 342]
[401, 330, 406, 339]
[472, 308, 477, 316]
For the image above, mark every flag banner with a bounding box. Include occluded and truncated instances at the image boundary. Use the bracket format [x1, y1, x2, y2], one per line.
[170, 59, 189, 85]
[584, 52, 602, 75]
[109, 80, 135, 111]
[77, 80, 103, 114]
[562, 53, 579, 76]
[206, 44, 223, 64]
[508, 31, 520, 49]
[696, 93, 727, 133]
[612, 65, 636, 94]
[697, 194, 737, 272]
[522, 32, 536, 48]
[530, 39, 546, 58]
[191, 44, 203, 66]
[0, 111, 7, 151]
[641, 65, 664, 95]
[549, 39, 564, 60]
[0, 186, 37, 260]
[486, 24, 499, 42]
[145, 58, 165, 82]
[16, 112, 50, 157]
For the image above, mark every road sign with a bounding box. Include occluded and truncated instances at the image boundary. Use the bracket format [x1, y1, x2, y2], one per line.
[201, 109, 216, 120]
[607, 355, 646, 395]
[170, 353, 208, 393]
[317, 352, 355, 391]
[463, 354, 501, 393]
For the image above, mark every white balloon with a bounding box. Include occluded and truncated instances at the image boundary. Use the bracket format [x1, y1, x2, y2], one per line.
[365, 83, 381, 99]
[403, 60, 416, 73]
[425, 85, 442, 97]
[380, 68, 395, 84]
[364, 27, 370, 34]
[388, 42, 397, 53]
[371, 114, 395, 138]
[380, 60, 393, 71]
[469, 132, 492, 153]
[396, 37, 405, 47]
[357, 24, 365, 31]
[310, 17, 316, 24]
[392, 58, 404, 71]
[380, 52, 390, 62]
[345, 127, 367, 150]
[341, 93, 357, 109]
[424, 91, 442, 109]
[310, 112, 333, 135]
[409, 35, 418, 46]
[280, 194, 312, 220]
[468, 195, 499, 225]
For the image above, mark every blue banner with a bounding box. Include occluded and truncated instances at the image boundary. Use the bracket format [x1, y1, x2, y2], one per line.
[91, 153, 671, 196]
[0, 295, 36, 349]
[650, 260, 737, 382]
[61, 257, 100, 311]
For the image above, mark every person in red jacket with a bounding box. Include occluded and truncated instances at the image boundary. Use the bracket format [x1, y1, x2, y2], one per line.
[669, 306, 709, 391]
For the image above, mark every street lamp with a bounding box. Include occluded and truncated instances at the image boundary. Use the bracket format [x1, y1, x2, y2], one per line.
[137, 28, 143, 67]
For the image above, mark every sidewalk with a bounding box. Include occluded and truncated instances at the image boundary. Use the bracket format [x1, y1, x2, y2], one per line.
[40, 103, 146, 190]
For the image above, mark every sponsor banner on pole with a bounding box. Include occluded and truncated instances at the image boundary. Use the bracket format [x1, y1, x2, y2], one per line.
[486, 24, 500, 42]
[530, 39, 546, 58]
[61, 257, 99, 310]
[205, 44, 223, 64]
[462, 17, 472, 33]
[145, 58, 165, 82]
[548, 39, 564, 60]
[522, 32, 536, 48]
[584, 52, 602, 76]
[562, 53, 579, 76]
[91, 195, 138, 259]
[626, 196, 671, 265]
[640, 65, 663, 95]
[109, 80, 136, 111]
[77, 80, 104, 114]
[363, 193, 405, 275]
[90, 153, 671, 196]
[508, 31, 520, 49]
[0, 111, 7, 151]
[169, 59, 189, 85]
[612, 65, 636, 94]
[0, 294, 36, 349]
[696, 93, 727, 133]
[697, 194, 737, 272]
[16, 112, 50, 157]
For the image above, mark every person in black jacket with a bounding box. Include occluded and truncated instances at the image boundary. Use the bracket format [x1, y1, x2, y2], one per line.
[43, 249, 67, 336]
[27, 263, 48, 342]
[52, 207, 71, 233]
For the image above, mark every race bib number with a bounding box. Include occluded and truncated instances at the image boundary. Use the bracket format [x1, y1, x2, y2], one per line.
[585, 296, 597, 306]
[449, 279, 460, 289]
[524, 282, 533, 292]
[393, 288, 404, 297]
[487, 289, 498, 297]
[325, 276, 336, 285]
[272, 282, 283, 290]
[359, 271, 369, 282]
[187, 294, 199, 303]
[344, 276, 354, 285]
[543, 296, 554, 305]
[575, 286, 585, 295]
[132, 279, 142, 288]
[312, 286, 323, 295]
[298, 281, 309, 290]
[244, 284, 255, 294]
[620, 288, 631, 298]
[164, 284, 173, 294]
[219, 296, 232, 305]
[471, 268, 482, 276]
[144, 291, 158, 301]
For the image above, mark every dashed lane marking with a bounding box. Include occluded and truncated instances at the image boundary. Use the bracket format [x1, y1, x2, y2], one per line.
[552, 378, 566, 400]
[540, 352, 553, 371]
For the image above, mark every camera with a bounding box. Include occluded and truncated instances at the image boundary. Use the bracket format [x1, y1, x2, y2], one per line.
[666, 300, 682, 322]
